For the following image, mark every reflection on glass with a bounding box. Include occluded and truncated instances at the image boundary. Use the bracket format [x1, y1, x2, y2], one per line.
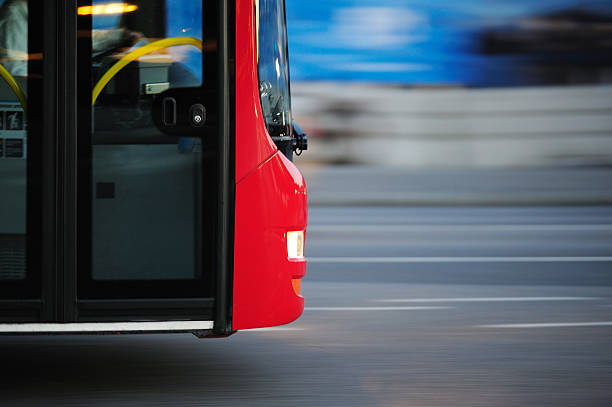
[258, 0, 292, 139]
[0, 0, 27, 76]
[78, 2, 139, 16]
[0, 0, 28, 281]
[89, 0, 205, 281]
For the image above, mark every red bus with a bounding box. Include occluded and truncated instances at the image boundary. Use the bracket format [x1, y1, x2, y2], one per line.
[0, 0, 307, 336]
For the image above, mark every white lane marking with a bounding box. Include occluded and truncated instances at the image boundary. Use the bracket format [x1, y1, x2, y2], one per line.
[246, 327, 306, 332]
[308, 256, 612, 263]
[308, 224, 612, 232]
[479, 322, 612, 329]
[375, 297, 604, 303]
[304, 306, 452, 311]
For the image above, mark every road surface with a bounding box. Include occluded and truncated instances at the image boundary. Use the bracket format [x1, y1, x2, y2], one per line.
[1, 206, 611, 406]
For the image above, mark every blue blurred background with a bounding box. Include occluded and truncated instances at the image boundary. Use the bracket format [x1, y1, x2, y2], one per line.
[286, 0, 612, 170]
[286, 0, 612, 86]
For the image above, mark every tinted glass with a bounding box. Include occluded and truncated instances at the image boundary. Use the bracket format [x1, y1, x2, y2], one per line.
[84, 0, 207, 281]
[258, 0, 292, 138]
[0, 0, 28, 281]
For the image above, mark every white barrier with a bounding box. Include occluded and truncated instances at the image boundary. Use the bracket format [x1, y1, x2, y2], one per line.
[292, 83, 612, 168]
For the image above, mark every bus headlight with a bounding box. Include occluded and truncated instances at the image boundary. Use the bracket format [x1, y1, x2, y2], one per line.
[286, 230, 304, 259]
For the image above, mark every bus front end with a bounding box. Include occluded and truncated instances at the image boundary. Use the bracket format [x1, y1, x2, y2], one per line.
[0, 0, 305, 336]
[232, 0, 308, 331]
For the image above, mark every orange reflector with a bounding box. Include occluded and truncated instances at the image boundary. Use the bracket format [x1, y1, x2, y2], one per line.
[291, 278, 302, 296]
[78, 3, 138, 15]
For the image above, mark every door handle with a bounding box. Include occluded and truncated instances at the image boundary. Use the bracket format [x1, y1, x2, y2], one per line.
[162, 97, 177, 126]
[152, 88, 216, 137]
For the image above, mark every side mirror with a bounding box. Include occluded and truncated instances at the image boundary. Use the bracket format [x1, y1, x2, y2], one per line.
[292, 120, 308, 156]
[271, 120, 308, 161]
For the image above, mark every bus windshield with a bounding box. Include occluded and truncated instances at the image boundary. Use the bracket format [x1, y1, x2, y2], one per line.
[257, 0, 292, 139]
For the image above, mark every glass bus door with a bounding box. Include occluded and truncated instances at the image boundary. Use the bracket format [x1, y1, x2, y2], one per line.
[0, 0, 228, 325]
[73, 0, 222, 321]
[0, 0, 49, 322]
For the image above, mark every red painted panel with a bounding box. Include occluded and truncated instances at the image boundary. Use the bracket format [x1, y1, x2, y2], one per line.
[233, 151, 308, 330]
[235, 0, 277, 182]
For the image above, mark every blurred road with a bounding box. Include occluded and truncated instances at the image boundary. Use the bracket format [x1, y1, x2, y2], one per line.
[1, 205, 612, 406]
[303, 165, 612, 206]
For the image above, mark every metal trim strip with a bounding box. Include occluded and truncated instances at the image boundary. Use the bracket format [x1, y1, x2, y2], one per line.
[0, 321, 214, 333]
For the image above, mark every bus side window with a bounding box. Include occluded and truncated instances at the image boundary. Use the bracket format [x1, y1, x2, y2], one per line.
[0, 0, 28, 77]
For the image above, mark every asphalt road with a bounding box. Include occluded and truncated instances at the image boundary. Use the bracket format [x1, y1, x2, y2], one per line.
[303, 166, 612, 206]
[2, 206, 612, 406]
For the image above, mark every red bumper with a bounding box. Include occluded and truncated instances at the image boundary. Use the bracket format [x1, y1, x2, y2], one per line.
[232, 152, 308, 330]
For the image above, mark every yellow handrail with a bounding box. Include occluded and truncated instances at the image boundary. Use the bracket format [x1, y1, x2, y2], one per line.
[0, 64, 27, 113]
[92, 36, 203, 106]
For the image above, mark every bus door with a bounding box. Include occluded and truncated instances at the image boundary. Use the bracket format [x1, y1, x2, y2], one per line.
[0, 0, 231, 325]
[75, 0, 225, 322]
[0, 0, 44, 322]
[0, 74, 33, 321]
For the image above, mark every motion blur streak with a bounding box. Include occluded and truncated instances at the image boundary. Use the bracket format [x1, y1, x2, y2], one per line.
[308, 256, 612, 263]
[1, 206, 611, 406]
[376, 297, 605, 303]
[479, 322, 612, 329]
